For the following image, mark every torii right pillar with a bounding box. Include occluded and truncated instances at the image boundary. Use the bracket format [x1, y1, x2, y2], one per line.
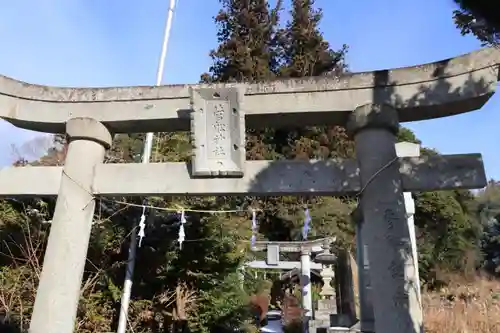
[347, 103, 423, 333]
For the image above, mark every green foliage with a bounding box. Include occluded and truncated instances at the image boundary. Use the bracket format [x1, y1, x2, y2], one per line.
[202, 0, 356, 253]
[243, 277, 273, 296]
[269, 0, 352, 172]
[192, 273, 253, 333]
[476, 181, 500, 274]
[200, 0, 283, 83]
[0, 199, 51, 331]
[476, 180, 500, 225]
[414, 190, 481, 285]
[397, 127, 421, 144]
[453, 0, 500, 45]
[277, 0, 347, 77]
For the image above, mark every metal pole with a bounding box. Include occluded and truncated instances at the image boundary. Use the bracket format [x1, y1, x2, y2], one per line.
[143, 0, 177, 161]
[116, 1, 177, 332]
[116, 227, 137, 333]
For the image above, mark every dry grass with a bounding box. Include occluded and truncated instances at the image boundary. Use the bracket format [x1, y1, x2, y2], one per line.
[423, 276, 500, 333]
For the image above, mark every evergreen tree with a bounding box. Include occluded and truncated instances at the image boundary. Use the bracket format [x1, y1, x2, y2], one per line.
[251, 0, 356, 244]
[273, 0, 351, 162]
[453, 0, 500, 45]
[278, 0, 347, 78]
[201, 0, 283, 83]
[475, 180, 500, 274]
[201, 0, 285, 163]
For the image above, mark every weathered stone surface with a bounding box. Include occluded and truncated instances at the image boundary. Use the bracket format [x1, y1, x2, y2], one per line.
[350, 104, 421, 333]
[29, 118, 110, 333]
[190, 87, 245, 177]
[355, 142, 422, 333]
[0, 154, 486, 197]
[1, 48, 499, 133]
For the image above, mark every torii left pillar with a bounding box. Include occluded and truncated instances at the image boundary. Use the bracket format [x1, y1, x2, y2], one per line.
[29, 118, 112, 333]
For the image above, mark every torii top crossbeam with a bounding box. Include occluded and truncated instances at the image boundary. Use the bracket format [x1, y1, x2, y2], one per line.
[1, 48, 499, 134]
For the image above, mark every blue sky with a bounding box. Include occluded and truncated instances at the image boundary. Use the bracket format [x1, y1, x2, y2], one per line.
[0, 0, 498, 179]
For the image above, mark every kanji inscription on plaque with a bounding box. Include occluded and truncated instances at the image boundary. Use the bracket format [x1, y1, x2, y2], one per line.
[190, 87, 245, 177]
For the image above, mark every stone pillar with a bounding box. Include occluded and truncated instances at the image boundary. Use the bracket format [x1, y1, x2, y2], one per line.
[29, 118, 112, 333]
[347, 104, 422, 333]
[352, 208, 375, 332]
[300, 248, 313, 318]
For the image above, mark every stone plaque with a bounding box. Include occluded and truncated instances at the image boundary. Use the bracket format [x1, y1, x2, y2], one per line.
[267, 244, 280, 266]
[189, 87, 245, 177]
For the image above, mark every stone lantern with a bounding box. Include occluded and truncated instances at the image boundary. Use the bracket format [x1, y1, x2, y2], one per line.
[314, 239, 337, 265]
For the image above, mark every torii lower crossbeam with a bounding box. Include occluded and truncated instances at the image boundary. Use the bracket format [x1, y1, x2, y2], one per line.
[0, 154, 486, 197]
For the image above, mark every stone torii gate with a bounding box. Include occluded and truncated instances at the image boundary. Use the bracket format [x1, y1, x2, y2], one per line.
[0, 47, 498, 333]
[249, 237, 336, 318]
